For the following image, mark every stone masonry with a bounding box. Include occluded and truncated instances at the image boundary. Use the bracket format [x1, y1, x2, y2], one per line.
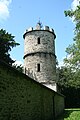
[23, 23, 57, 91]
[0, 60, 64, 120]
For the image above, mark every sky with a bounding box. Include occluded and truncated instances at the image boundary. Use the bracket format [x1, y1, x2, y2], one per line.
[0, 0, 80, 66]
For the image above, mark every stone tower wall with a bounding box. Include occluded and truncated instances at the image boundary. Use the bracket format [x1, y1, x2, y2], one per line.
[23, 27, 56, 84]
[24, 31, 55, 56]
[24, 53, 56, 83]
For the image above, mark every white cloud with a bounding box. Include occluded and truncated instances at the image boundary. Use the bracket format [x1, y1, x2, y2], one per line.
[58, 59, 65, 67]
[59, 60, 64, 67]
[13, 60, 23, 67]
[71, 0, 80, 10]
[0, 0, 12, 21]
[56, 57, 65, 67]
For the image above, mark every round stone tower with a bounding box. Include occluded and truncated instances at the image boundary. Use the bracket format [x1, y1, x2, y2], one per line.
[23, 22, 57, 91]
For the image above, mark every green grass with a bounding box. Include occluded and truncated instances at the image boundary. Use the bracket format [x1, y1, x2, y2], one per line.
[56, 108, 80, 120]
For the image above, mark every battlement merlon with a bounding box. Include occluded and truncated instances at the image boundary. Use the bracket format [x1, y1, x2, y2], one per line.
[23, 26, 56, 39]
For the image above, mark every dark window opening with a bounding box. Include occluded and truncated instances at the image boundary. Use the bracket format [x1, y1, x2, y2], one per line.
[25, 68, 26, 74]
[37, 37, 40, 44]
[37, 64, 40, 72]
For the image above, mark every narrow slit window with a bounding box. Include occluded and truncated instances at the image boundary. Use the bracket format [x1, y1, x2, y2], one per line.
[37, 64, 40, 72]
[37, 37, 40, 44]
[25, 67, 26, 74]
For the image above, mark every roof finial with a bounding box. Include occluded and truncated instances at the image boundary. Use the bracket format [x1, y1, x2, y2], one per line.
[37, 18, 43, 29]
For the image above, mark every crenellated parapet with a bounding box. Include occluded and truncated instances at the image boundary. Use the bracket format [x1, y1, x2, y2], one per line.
[23, 25, 56, 39]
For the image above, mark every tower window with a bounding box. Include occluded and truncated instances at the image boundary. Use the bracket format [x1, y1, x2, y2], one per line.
[37, 64, 40, 72]
[37, 37, 40, 44]
[25, 67, 26, 74]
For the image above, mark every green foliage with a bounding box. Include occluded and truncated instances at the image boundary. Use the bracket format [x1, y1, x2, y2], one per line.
[58, 4, 80, 108]
[57, 67, 80, 108]
[57, 109, 80, 120]
[64, 5, 80, 69]
[62, 86, 80, 108]
[58, 67, 80, 88]
[13, 64, 23, 73]
[58, 67, 72, 87]
[0, 29, 20, 65]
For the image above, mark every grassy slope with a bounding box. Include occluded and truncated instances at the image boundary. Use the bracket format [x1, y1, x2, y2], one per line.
[56, 109, 80, 120]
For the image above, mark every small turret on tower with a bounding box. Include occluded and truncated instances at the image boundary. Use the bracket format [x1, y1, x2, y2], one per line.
[35, 20, 43, 30]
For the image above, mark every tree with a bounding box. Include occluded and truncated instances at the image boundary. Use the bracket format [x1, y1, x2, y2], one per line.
[0, 29, 20, 65]
[58, 66, 80, 89]
[63, 3, 80, 88]
[13, 64, 23, 73]
[57, 66, 80, 108]
[57, 4, 80, 108]
[64, 5, 80, 69]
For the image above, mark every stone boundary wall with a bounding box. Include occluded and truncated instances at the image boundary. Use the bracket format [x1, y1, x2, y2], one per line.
[0, 61, 64, 120]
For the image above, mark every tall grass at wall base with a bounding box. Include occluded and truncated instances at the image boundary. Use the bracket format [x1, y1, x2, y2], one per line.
[56, 108, 80, 120]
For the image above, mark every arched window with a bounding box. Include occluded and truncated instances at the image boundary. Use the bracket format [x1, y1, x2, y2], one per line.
[37, 37, 40, 44]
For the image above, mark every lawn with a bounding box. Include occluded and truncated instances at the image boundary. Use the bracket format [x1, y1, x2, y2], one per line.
[56, 108, 80, 120]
